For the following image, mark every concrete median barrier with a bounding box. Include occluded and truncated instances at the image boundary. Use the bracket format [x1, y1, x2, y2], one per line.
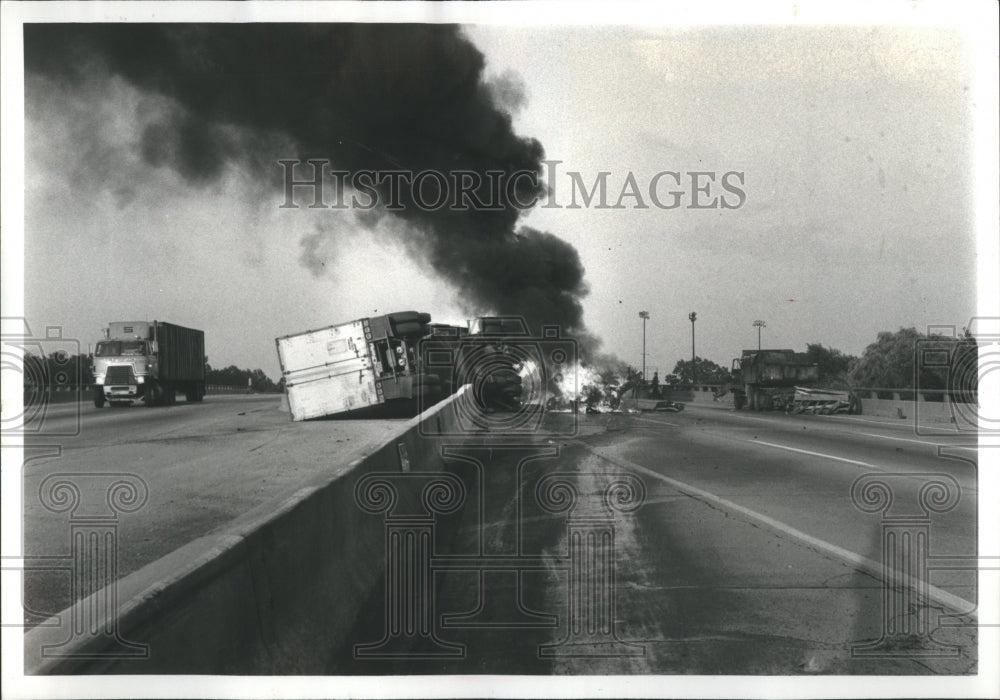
[621, 386, 731, 409]
[859, 397, 955, 423]
[671, 386, 963, 422]
[24, 388, 470, 675]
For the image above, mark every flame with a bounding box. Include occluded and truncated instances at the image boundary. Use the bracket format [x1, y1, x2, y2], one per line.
[548, 360, 624, 413]
[512, 357, 625, 413]
[554, 361, 602, 400]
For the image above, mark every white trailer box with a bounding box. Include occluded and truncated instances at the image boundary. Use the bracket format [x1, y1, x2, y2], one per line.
[276, 312, 438, 421]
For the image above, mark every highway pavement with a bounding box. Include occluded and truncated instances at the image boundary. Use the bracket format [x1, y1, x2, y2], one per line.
[16, 396, 983, 675]
[18, 394, 409, 624]
[332, 404, 980, 675]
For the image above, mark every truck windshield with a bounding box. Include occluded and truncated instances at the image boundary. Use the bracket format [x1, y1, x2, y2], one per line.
[95, 341, 147, 356]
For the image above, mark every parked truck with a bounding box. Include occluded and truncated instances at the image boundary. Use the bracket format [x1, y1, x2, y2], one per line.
[92, 321, 205, 407]
[276, 311, 443, 421]
[729, 349, 858, 414]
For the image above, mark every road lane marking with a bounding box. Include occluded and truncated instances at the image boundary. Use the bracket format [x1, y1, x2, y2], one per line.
[857, 431, 978, 452]
[751, 439, 978, 492]
[680, 406, 981, 451]
[631, 416, 681, 427]
[823, 414, 942, 428]
[579, 442, 979, 620]
[751, 439, 885, 470]
[684, 408, 791, 426]
[747, 438, 979, 493]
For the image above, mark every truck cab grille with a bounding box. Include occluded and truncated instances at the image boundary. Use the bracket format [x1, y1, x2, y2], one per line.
[105, 365, 135, 385]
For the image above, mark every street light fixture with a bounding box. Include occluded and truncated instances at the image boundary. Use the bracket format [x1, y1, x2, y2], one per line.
[753, 320, 766, 351]
[688, 312, 697, 384]
[639, 311, 650, 381]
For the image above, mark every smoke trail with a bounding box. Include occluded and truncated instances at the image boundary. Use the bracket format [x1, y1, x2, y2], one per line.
[25, 23, 590, 336]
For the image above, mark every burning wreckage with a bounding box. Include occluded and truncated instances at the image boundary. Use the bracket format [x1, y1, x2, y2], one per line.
[277, 312, 585, 421]
[275, 311, 671, 421]
[30, 24, 614, 422]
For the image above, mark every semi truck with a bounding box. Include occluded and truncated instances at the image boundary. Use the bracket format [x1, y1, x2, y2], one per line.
[729, 349, 857, 414]
[276, 312, 550, 421]
[92, 321, 205, 407]
[730, 349, 820, 411]
[276, 311, 444, 421]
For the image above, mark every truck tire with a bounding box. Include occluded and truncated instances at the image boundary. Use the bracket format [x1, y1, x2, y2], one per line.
[145, 383, 161, 407]
[848, 393, 861, 415]
[734, 393, 745, 410]
[388, 311, 431, 325]
[391, 321, 428, 337]
[93, 388, 105, 408]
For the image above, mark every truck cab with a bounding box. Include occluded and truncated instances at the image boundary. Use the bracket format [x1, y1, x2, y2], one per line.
[731, 349, 819, 410]
[93, 321, 205, 408]
[92, 323, 159, 406]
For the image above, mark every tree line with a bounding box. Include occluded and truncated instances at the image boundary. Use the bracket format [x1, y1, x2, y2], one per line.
[203, 364, 283, 392]
[19, 352, 283, 393]
[650, 326, 979, 394]
[19, 326, 978, 396]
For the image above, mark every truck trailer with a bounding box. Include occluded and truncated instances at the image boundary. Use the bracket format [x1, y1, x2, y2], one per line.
[275, 312, 551, 421]
[276, 311, 443, 421]
[730, 349, 820, 411]
[92, 321, 205, 407]
[729, 349, 857, 414]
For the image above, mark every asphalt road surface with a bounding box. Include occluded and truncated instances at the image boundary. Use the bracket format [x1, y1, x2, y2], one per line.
[19, 394, 409, 624]
[18, 398, 980, 675]
[333, 404, 978, 675]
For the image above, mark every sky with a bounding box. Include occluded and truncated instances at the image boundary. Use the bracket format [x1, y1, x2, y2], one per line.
[15, 9, 988, 382]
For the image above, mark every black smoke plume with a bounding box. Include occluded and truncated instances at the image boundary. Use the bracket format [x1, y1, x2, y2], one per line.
[25, 24, 591, 339]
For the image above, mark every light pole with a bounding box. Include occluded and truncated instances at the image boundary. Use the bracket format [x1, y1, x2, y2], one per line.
[639, 311, 649, 381]
[688, 312, 697, 385]
[753, 320, 766, 351]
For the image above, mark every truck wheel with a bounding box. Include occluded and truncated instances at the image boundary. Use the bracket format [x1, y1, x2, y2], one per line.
[734, 394, 745, 410]
[93, 389, 105, 408]
[848, 394, 861, 415]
